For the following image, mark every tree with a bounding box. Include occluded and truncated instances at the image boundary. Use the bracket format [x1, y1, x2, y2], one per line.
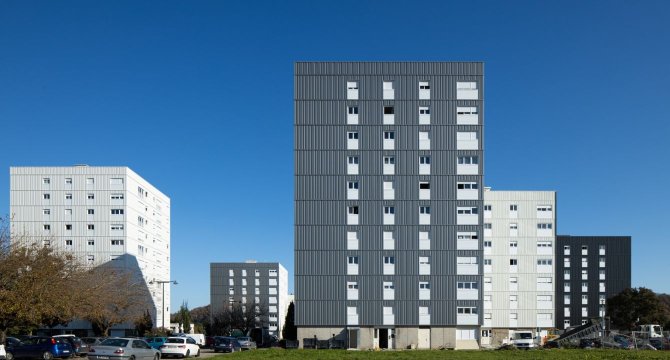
[282, 301, 296, 340]
[0, 217, 87, 344]
[135, 309, 154, 337]
[80, 265, 149, 336]
[608, 287, 670, 330]
[175, 302, 192, 333]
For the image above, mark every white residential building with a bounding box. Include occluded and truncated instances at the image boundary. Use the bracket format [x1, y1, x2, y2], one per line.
[480, 189, 556, 347]
[9, 166, 171, 334]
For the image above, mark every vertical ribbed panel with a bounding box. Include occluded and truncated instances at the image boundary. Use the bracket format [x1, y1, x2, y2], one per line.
[295, 62, 484, 327]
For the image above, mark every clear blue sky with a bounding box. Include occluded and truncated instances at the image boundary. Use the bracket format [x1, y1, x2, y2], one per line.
[1, 0, 669, 308]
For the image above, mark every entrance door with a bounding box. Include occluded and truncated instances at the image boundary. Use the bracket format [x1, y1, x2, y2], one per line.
[348, 329, 359, 349]
[379, 329, 389, 349]
[418, 328, 431, 349]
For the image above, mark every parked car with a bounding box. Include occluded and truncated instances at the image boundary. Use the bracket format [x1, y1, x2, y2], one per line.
[579, 338, 601, 349]
[143, 338, 167, 350]
[53, 335, 88, 357]
[613, 335, 635, 349]
[5, 336, 73, 360]
[649, 338, 669, 350]
[159, 337, 200, 358]
[212, 337, 240, 353]
[543, 340, 560, 349]
[80, 338, 106, 347]
[235, 337, 256, 351]
[204, 337, 215, 349]
[89, 338, 159, 360]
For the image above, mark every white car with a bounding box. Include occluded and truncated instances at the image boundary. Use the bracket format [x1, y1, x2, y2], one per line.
[159, 337, 200, 358]
[0, 344, 6, 360]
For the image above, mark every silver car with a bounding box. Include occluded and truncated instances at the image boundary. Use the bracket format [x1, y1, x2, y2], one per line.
[235, 337, 256, 350]
[89, 338, 159, 360]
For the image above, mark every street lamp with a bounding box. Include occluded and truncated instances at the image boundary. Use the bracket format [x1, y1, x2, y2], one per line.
[150, 279, 178, 330]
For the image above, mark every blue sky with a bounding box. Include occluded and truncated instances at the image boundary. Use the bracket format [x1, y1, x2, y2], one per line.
[1, 0, 669, 308]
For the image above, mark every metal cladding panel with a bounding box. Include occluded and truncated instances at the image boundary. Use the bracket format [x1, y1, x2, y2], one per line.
[295, 62, 484, 327]
[554, 236, 631, 329]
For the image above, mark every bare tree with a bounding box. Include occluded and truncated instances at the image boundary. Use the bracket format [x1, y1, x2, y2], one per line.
[0, 217, 85, 343]
[79, 266, 149, 336]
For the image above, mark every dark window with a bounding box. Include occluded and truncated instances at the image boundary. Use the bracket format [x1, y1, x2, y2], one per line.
[383, 106, 394, 115]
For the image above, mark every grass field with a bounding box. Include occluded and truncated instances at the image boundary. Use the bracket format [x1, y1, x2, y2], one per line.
[218, 349, 670, 360]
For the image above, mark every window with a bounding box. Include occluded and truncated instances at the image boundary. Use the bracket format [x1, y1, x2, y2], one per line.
[419, 106, 430, 124]
[456, 81, 478, 99]
[85, 178, 94, 185]
[269, 269, 278, 277]
[138, 187, 146, 197]
[582, 257, 588, 267]
[457, 182, 478, 190]
[111, 240, 124, 246]
[111, 209, 124, 215]
[87, 193, 95, 200]
[484, 241, 491, 247]
[65, 178, 72, 184]
[111, 193, 124, 200]
[457, 307, 478, 314]
[537, 223, 553, 229]
[87, 224, 95, 230]
[42, 178, 50, 184]
[383, 131, 395, 150]
[383, 231, 394, 250]
[383, 81, 394, 99]
[457, 207, 478, 214]
[43, 224, 51, 230]
[347, 231, 359, 250]
[87, 255, 95, 265]
[348, 106, 359, 114]
[419, 81, 430, 99]
[599, 245, 606, 255]
[564, 245, 571, 255]
[419, 206, 430, 214]
[43, 193, 51, 200]
[110, 178, 124, 185]
[87, 209, 94, 215]
[88, 239, 95, 246]
[347, 131, 359, 149]
[582, 245, 588, 255]
[381, 281, 395, 300]
[383, 106, 394, 114]
[65, 240, 73, 246]
[484, 223, 492, 229]
[348, 206, 359, 214]
[111, 224, 124, 230]
[457, 156, 478, 164]
[348, 256, 358, 264]
[384, 256, 395, 264]
[484, 259, 492, 265]
[65, 224, 72, 230]
[537, 259, 553, 266]
[456, 106, 479, 124]
[43, 209, 51, 215]
[347, 81, 359, 98]
[510, 259, 518, 265]
[419, 155, 430, 164]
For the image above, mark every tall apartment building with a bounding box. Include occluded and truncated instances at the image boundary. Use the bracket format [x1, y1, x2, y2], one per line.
[555, 236, 631, 330]
[9, 166, 171, 334]
[210, 262, 289, 336]
[295, 62, 485, 349]
[480, 189, 556, 347]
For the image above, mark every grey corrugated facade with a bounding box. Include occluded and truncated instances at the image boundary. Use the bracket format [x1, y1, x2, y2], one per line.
[295, 62, 485, 339]
[555, 236, 631, 329]
[210, 262, 289, 336]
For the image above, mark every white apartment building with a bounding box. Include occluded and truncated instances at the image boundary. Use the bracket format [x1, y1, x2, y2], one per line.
[210, 262, 289, 336]
[9, 166, 171, 334]
[480, 189, 556, 347]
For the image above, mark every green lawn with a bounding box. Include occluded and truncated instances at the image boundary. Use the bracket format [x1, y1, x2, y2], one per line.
[217, 349, 670, 360]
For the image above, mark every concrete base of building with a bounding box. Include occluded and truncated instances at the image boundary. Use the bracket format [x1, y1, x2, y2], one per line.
[297, 326, 480, 350]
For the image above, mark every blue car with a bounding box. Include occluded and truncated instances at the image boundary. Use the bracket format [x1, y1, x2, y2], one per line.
[144, 337, 167, 350]
[5, 336, 73, 360]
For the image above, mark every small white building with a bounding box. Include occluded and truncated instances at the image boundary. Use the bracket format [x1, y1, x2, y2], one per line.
[480, 188, 556, 347]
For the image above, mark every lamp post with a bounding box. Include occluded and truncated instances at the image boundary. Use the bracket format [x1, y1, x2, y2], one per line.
[150, 279, 178, 330]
